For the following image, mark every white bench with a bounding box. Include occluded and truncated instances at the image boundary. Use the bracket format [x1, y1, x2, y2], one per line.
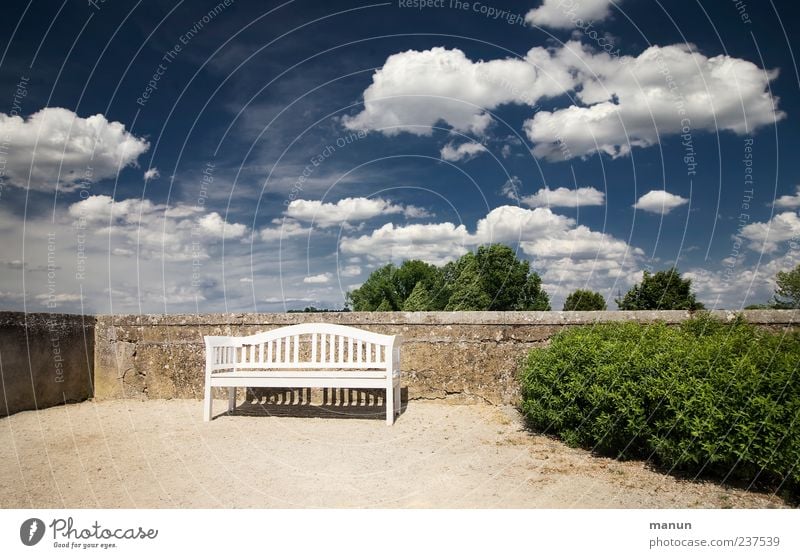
[203, 323, 402, 424]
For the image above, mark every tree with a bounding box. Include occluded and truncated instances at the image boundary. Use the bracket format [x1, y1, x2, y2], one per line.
[346, 243, 551, 312]
[346, 264, 399, 311]
[563, 289, 607, 311]
[474, 244, 530, 310]
[773, 264, 800, 309]
[616, 267, 704, 311]
[393, 260, 440, 302]
[519, 270, 551, 310]
[375, 299, 393, 312]
[444, 253, 492, 310]
[346, 260, 442, 311]
[402, 281, 433, 311]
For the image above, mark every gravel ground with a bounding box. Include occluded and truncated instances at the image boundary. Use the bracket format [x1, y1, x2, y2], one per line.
[0, 398, 790, 508]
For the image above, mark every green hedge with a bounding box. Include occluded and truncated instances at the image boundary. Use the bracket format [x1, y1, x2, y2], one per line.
[520, 314, 800, 497]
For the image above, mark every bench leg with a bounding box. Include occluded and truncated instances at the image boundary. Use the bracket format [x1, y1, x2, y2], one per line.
[386, 386, 394, 426]
[394, 381, 401, 417]
[228, 387, 236, 413]
[204, 384, 213, 422]
[228, 388, 236, 413]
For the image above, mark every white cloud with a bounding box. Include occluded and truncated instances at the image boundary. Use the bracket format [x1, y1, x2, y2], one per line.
[685, 248, 800, 309]
[263, 296, 316, 304]
[197, 212, 248, 239]
[285, 197, 429, 228]
[472, 205, 575, 245]
[341, 222, 471, 266]
[500, 176, 523, 201]
[342, 46, 577, 136]
[341, 204, 642, 272]
[633, 190, 689, 214]
[739, 211, 800, 252]
[340, 265, 362, 277]
[775, 186, 800, 209]
[525, 43, 784, 160]
[520, 186, 605, 208]
[0, 199, 346, 314]
[259, 219, 311, 242]
[67, 194, 249, 261]
[345, 42, 782, 162]
[34, 293, 82, 304]
[526, 0, 618, 29]
[339, 204, 645, 308]
[303, 273, 332, 284]
[440, 141, 487, 162]
[143, 167, 160, 181]
[472, 205, 641, 262]
[0, 107, 149, 191]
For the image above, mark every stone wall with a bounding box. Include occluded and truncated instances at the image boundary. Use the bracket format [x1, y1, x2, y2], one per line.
[0, 312, 95, 417]
[1, 310, 794, 417]
[93, 310, 799, 405]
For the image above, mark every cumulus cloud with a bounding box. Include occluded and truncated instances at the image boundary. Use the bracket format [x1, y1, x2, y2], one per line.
[144, 167, 160, 180]
[775, 186, 800, 209]
[633, 190, 689, 214]
[500, 176, 523, 201]
[340, 265, 362, 277]
[520, 186, 605, 208]
[340, 222, 471, 266]
[68, 194, 249, 261]
[339, 204, 644, 306]
[259, 219, 311, 242]
[285, 197, 430, 228]
[739, 211, 800, 252]
[526, 0, 619, 29]
[685, 248, 800, 309]
[342, 46, 577, 136]
[472, 205, 641, 261]
[0, 107, 149, 191]
[34, 292, 82, 304]
[303, 273, 331, 284]
[196, 212, 248, 239]
[341, 204, 642, 270]
[525, 43, 784, 160]
[472, 205, 575, 245]
[344, 42, 783, 162]
[440, 141, 487, 162]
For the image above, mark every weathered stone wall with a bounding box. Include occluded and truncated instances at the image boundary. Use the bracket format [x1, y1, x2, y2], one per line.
[0, 312, 95, 417]
[93, 310, 799, 405]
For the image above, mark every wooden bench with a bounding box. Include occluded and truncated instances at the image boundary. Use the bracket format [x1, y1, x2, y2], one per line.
[203, 323, 402, 424]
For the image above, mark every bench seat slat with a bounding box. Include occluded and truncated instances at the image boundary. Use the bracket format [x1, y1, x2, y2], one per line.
[208, 376, 387, 389]
[213, 361, 388, 370]
[212, 369, 387, 379]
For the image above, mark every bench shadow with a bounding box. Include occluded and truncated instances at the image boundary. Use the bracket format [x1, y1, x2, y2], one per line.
[225, 387, 408, 421]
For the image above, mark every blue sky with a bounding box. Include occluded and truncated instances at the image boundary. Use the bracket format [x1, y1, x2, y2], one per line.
[1, 0, 799, 313]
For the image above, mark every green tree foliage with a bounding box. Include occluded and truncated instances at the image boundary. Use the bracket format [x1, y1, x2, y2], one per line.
[346, 244, 550, 311]
[444, 253, 492, 310]
[393, 259, 440, 302]
[402, 281, 432, 311]
[773, 264, 800, 309]
[346, 264, 400, 311]
[563, 289, 607, 311]
[520, 314, 800, 499]
[615, 267, 704, 310]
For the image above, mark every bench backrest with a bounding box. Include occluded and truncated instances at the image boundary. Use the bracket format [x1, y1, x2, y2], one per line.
[204, 323, 398, 371]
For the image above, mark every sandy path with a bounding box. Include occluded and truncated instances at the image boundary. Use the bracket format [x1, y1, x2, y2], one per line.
[0, 399, 789, 508]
